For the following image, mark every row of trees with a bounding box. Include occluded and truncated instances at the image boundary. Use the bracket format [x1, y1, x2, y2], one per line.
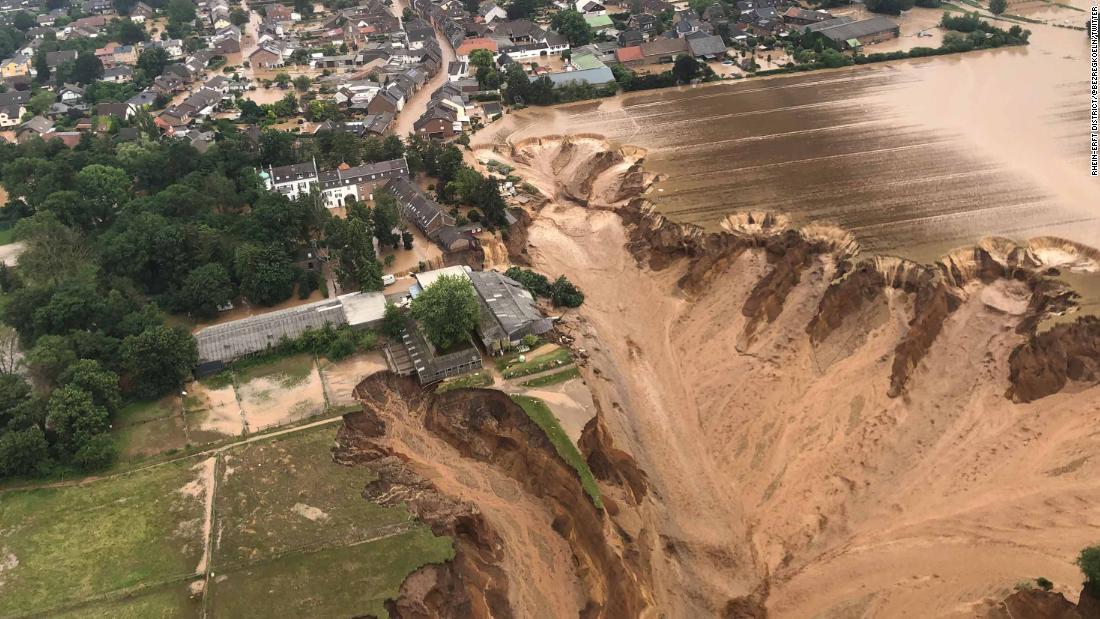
[504, 267, 585, 308]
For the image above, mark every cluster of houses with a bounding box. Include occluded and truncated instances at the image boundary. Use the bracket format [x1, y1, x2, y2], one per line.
[263, 156, 485, 263]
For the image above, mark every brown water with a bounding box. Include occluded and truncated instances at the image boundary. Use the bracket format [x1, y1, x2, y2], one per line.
[490, 8, 1098, 262]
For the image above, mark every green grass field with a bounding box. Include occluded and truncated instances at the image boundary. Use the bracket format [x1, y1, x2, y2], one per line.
[0, 460, 207, 617]
[0, 226, 14, 246]
[214, 427, 416, 566]
[0, 426, 454, 618]
[521, 366, 581, 388]
[500, 348, 573, 379]
[436, 370, 494, 393]
[510, 395, 603, 510]
[209, 529, 453, 618]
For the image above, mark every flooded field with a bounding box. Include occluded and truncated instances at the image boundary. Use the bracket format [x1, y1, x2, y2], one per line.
[483, 10, 1098, 262]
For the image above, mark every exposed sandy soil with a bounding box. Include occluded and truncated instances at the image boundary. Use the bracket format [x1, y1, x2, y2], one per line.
[319, 352, 389, 407]
[465, 135, 1100, 617]
[236, 360, 327, 431]
[185, 382, 246, 439]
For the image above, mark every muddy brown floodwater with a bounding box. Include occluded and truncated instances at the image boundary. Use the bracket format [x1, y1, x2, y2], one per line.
[483, 8, 1098, 262]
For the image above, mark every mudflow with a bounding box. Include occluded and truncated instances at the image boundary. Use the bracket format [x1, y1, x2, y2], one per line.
[335, 136, 1100, 618]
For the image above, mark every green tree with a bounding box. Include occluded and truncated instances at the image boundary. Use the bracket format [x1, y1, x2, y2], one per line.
[77, 165, 130, 227]
[46, 385, 110, 456]
[230, 7, 249, 25]
[672, 55, 703, 83]
[1078, 545, 1100, 587]
[58, 359, 121, 415]
[72, 52, 105, 84]
[179, 263, 235, 319]
[382, 302, 404, 338]
[120, 325, 198, 398]
[12, 11, 35, 31]
[34, 49, 49, 83]
[410, 275, 479, 350]
[989, 0, 1006, 13]
[27, 335, 77, 386]
[551, 9, 593, 46]
[864, 0, 914, 14]
[28, 90, 55, 115]
[549, 275, 584, 307]
[372, 190, 402, 249]
[136, 46, 170, 83]
[114, 20, 147, 45]
[507, 0, 541, 18]
[234, 243, 296, 305]
[292, 75, 311, 91]
[167, 0, 197, 25]
[0, 426, 49, 477]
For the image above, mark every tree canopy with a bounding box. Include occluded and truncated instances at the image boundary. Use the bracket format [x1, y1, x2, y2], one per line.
[410, 275, 480, 350]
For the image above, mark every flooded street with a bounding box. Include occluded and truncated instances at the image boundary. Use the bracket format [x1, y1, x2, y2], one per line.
[484, 9, 1098, 262]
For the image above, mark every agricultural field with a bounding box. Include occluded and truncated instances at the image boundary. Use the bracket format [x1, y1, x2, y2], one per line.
[0, 425, 452, 618]
[0, 459, 209, 617]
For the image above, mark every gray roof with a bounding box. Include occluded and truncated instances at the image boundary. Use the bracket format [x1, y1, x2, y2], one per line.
[318, 158, 409, 190]
[805, 15, 855, 33]
[399, 316, 483, 385]
[271, 160, 318, 184]
[535, 66, 616, 87]
[687, 33, 727, 58]
[469, 270, 552, 348]
[384, 177, 453, 236]
[814, 15, 898, 42]
[194, 298, 348, 363]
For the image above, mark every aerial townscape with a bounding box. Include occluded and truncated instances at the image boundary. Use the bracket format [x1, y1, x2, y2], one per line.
[0, 0, 1096, 613]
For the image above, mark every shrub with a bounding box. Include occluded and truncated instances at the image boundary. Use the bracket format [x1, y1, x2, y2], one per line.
[1078, 545, 1100, 585]
[549, 275, 584, 308]
[1035, 577, 1054, 591]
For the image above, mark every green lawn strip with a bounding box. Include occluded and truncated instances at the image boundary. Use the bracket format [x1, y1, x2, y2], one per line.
[115, 396, 181, 427]
[0, 459, 207, 616]
[436, 370, 494, 393]
[501, 348, 573, 379]
[0, 227, 14, 246]
[213, 426, 416, 567]
[48, 581, 201, 619]
[209, 528, 453, 619]
[521, 365, 581, 388]
[233, 353, 315, 387]
[509, 395, 603, 510]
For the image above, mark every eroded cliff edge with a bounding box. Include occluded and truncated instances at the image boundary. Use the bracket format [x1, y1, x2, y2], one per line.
[462, 134, 1100, 617]
[332, 373, 654, 619]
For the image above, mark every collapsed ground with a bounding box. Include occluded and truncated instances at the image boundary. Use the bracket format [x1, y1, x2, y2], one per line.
[437, 134, 1100, 617]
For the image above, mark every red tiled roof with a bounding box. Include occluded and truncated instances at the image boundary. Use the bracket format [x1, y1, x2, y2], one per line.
[615, 45, 644, 62]
[456, 37, 498, 56]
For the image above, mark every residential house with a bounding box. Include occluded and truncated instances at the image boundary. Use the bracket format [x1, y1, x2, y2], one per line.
[384, 176, 455, 239]
[317, 158, 410, 208]
[59, 83, 85, 103]
[782, 7, 831, 26]
[95, 101, 132, 119]
[1, 55, 32, 78]
[477, 0, 506, 23]
[17, 116, 55, 142]
[456, 37, 498, 61]
[639, 37, 687, 63]
[102, 65, 133, 82]
[130, 2, 155, 23]
[685, 31, 727, 59]
[576, 0, 605, 13]
[263, 160, 319, 200]
[0, 90, 27, 127]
